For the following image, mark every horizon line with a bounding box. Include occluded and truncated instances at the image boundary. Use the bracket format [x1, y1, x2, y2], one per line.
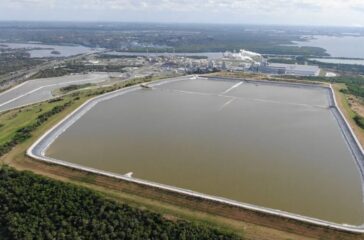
[0, 20, 363, 29]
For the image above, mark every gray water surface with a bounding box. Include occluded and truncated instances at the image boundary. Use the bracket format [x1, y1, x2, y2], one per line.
[105, 51, 223, 59]
[46, 78, 364, 225]
[310, 58, 364, 66]
[0, 43, 95, 58]
[294, 36, 364, 58]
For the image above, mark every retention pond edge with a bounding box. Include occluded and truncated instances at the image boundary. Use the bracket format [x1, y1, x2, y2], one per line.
[27, 76, 364, 234]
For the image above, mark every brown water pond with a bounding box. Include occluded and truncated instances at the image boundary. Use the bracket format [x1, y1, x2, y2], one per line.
[47, 78, 364, 225]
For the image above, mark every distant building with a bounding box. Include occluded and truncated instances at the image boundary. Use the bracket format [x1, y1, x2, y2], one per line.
[208, 60, 216, 69]
[259, 63, 320, 77]
[221, 61, 227, 70]
[222, 49, 320, 76]
[223, 49, 263, 63]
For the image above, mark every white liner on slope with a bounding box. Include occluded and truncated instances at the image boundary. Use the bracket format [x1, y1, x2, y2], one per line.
[27, 76, 364, 233]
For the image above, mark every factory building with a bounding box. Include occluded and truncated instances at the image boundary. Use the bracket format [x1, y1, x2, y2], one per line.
[223, 49, 320, 76]
[259, 62, 320, 76]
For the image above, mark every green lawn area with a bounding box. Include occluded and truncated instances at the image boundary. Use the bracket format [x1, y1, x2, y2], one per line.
[0, 99, 72, 145]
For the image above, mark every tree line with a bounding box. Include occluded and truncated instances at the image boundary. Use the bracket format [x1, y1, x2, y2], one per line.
[0, 167, 241, 240]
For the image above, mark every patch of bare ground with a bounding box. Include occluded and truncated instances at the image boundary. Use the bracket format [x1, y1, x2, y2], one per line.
[333, 84, 364, 147]
[348, 96, 364, 117]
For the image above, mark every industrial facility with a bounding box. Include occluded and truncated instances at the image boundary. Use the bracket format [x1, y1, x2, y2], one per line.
[258, 62, 320, 76]
[222, 49, 320, 76]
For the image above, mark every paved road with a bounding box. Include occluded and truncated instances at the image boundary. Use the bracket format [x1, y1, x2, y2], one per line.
[0, 51, 107, 91]
[0, 73, 109, 113]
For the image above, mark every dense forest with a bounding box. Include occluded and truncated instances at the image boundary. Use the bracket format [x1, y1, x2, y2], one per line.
[354, 115, 364, 129]
[0, 22, 328, 56]
[0, 167, 241, 240]
[0, 49, 44, 75]
[340, 83, 364, 99]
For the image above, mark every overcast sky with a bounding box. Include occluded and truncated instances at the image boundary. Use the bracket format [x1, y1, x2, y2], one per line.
[0, 0, 364, 27]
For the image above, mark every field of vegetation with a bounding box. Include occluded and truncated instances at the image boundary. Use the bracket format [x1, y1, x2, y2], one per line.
[0, 166, 240, 240]
[31, 63, 128, 79]
[59, 84, 93, 93]
[0, 22, 328, 56]
[276, 74, 364, 97]
[291, 76, 364, 108]
[0, 95, 81, 156]
[0, 98, 76, 157]
[0, 49, 44, 76]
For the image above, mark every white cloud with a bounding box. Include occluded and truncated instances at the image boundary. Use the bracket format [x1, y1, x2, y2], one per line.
[0, 0, 363, 26]
[2, 0, 363, 11]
